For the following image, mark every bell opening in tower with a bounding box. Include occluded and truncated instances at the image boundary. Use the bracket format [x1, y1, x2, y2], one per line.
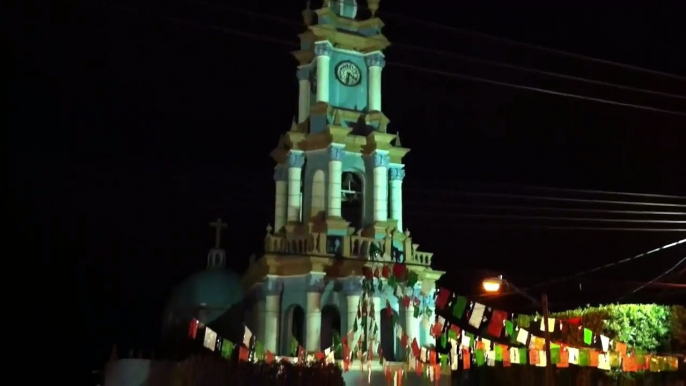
[341, 171, 363, 230]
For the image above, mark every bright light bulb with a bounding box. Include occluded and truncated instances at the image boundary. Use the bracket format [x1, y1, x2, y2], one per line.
[482, 277, 502, 292]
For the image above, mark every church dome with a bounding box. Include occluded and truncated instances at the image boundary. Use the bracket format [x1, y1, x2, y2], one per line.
[164, 248, 244, 326]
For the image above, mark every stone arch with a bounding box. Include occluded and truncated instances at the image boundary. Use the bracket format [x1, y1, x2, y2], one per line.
[311, 169, 326, 218]
[380, 307, 397, 361]
[281, 304, 305, 355]
[320, 304, 342, 352]
[341, 170, 365, 229]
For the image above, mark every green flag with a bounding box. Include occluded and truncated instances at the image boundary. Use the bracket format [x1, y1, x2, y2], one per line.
[290, 337, 299, 356]
[579, 349, 590, 366]
[551, 347, 560, 364]
[475, 349, 485, 366]
[518, 348, 527, 364]
[583, 328, 592, 345]
[221, 339, 234, 359]
[254, 340, 264, 360]
[505, 320, 514, 337]
[495, 345, 503, 361]
[452, 296, 467, 319]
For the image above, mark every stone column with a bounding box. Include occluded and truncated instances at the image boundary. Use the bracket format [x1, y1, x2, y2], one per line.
[273, 165, 288, 232]
[305, 290, 322, 352]
[327, 144, 345, 218]
[388, 166, 405, 231]
[372, 151, 390, 222]
[296, 67, 311, 123]
[343, 278, 362, 340]
[287, 151, 305, 223]
[314, 42, 332, 104]
[365, 52, 385, 112]
[404, 303, 420, 357]
[263, 286, 281, 354]
[370, 295, 381, 355]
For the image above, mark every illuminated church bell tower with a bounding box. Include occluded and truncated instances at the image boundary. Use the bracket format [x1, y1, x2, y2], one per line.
[270, 0, 409, 241]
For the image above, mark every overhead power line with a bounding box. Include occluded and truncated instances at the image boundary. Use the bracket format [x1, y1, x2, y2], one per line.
[388, 62, 686, 117]
[379, 11, 686, 82]
[403, 189, 686, 208]
[103, 3, 686, 117]
[186, 1, 686, 102]
[393, 43, 686, 101]
[402, 202, 686, 217]
[524, 239, 686, 290]
[403, 212, 686, 224]
[407, 180, 686, 200]
[617, 256, 686, 301]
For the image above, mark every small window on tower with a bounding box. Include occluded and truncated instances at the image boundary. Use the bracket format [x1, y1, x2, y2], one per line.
[341, 172, 363, 229]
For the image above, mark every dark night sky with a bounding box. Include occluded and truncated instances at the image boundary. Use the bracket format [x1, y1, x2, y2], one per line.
[10, 0, 686, 373]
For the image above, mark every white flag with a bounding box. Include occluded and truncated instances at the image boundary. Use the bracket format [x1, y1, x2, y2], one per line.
[516, 328, 529, 345]
[509, 347, 520, 364]
[598, 353, 611, 370]
[600, 335, 610, 352]
[243, 326, 253, 347]
[469, 303, 486, 328]
[567, 347, 579, 364]
[203, 328, 217, 351]
[536, 350, 547, 367]
[539, 318, 555, 332]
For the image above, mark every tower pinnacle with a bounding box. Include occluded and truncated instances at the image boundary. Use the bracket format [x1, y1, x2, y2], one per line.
[368, 0, 380, 16]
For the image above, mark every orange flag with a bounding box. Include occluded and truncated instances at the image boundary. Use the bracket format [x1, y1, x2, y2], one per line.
[265, 350, 275, 364]
[462, 348, 471, 370]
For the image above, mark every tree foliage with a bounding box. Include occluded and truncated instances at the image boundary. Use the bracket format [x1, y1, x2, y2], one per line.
[552, 304, 685, 353]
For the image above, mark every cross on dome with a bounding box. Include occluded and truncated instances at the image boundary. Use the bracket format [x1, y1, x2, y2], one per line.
[209, 218, 228, 248]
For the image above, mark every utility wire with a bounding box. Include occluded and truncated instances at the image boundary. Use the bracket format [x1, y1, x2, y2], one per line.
[617, 256, 686, 301]
[402, 212, 686, 224]
[185, 1, 686, 102]
[406, 180, 686, 200]
[392, 42, 686, 101]
[379, 10, 686, 82]
[387, 62, 686, 117]
[524, 239, 686, 290]
[187, 0, 686, 101]
[403, 189, 686, 208]
[102, 3, 686, 117]
[402, 202, 686, 217]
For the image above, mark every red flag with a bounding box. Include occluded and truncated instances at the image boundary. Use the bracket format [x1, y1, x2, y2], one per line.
[431, 322, 443, 337]
[435, 288, 451, 310]
[487, 310, 507, 338]
[401, 333, 408, 348]
[315, 351, 325, 361]
[238, 346, 248, 361]
[411, 338, 420, 358]
[188, 319, 199, 339]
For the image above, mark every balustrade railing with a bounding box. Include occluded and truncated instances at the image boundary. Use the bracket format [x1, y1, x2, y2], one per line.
[263, 225, 433, 266]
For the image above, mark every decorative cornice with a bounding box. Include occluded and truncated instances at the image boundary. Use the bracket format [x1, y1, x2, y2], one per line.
[389, 167, 405, 181]
[287, 151, 305, 168]
[373, 152, 390, 168]
[261, 277, 283, 297]
[342, 277, 363, 296]
[365, 52, 385, 68]
[273, 166, 288, 181]
[314, 41, 333, 57]
[296, 66, 311, 81]
[328, 144, 346, 161]
[307, 273, 326, 292]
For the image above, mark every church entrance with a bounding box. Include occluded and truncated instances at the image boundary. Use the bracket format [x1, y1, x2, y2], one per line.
[320, 305, 341, 354]
[341, 172, 363, 229]
[380, 308, 396, 361]
[281, 305, 305, 355]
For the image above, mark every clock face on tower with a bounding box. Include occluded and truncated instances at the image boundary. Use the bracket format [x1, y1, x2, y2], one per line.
[335, 60, 362, 87]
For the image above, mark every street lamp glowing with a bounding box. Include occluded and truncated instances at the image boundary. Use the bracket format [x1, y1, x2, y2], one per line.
[482, 276, 503, 292]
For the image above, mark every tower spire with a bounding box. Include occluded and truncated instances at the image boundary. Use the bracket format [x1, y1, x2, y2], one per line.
[302, 1, 313, 26]
[368, 0, 380, 16]
[209, 218, 228, 248]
